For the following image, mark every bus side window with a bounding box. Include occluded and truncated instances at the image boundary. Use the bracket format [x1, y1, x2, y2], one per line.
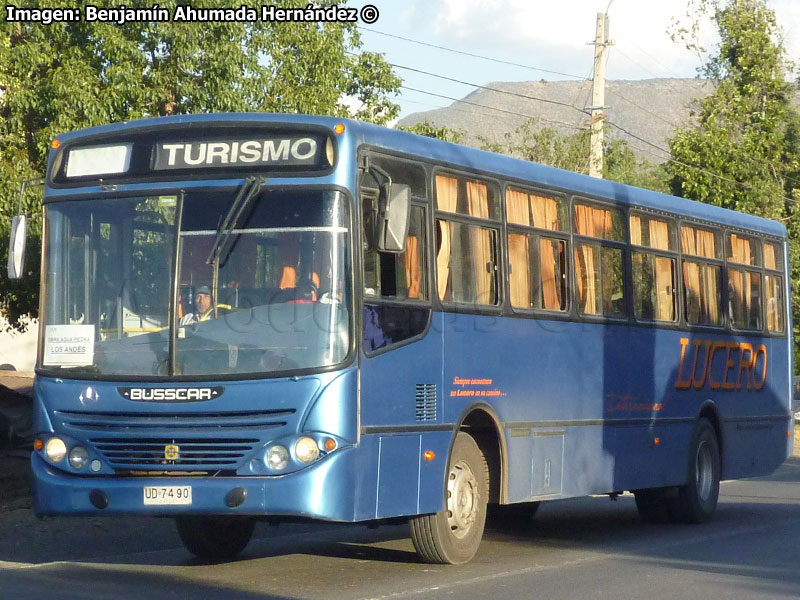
[764, 241, 785, 333]
[573, 201, 625, 317]
[681, 224, 722, 326]
[630, 213, 676, 322]
[506, 187, 568, 311]
[435, 175, 499, 306]
[726, 233, 762, 330]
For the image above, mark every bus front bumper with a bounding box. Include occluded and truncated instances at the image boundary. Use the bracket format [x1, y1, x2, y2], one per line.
[31, 449, 357, 521]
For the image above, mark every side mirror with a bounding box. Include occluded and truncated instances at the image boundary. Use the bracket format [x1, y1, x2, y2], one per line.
[7, 215, 27, 279]
[377, 183, 410, 253]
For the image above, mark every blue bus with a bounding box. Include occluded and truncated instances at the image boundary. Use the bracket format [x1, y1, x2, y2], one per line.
[19, 114, 792, 564]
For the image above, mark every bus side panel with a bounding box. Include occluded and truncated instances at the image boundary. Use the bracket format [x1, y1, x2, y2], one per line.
[719, 338, 792, 480]
[359, 312, 450, 519]
[441, 312, 790, 502]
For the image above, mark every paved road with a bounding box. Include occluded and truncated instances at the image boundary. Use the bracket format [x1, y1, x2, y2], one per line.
[2, 459, 800, 600]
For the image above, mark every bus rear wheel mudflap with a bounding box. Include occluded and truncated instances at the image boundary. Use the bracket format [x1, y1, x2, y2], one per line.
[175, 515, 256, 560]
[409, 432, 488, 565]
[634, 418, 721, 524]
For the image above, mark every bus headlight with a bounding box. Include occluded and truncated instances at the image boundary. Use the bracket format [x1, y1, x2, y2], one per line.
[69, 446, 90, 470]
[45, 438, 67, 463]
[266, 445, 290, 471]
[295, 437, 320, 463]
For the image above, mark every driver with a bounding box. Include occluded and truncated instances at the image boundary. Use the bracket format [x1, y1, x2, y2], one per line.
[180, 284, 218, 325]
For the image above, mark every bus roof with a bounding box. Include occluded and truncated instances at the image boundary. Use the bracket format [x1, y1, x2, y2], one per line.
[53, 113, 787, 239]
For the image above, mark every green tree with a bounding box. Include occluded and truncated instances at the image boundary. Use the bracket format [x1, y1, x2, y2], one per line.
[667, 0, 800, 365]
[397, 120, 465, 144]
[0, 0, 401, 330]
[478, 118, 669, 193]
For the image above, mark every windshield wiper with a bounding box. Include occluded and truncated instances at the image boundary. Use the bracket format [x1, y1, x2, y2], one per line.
[205, 176, 265, 267]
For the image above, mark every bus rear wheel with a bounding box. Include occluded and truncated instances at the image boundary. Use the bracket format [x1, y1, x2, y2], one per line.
[670, 418, 720, 523]
[175, 515, 256, 560]
[410, 432, 488, 564]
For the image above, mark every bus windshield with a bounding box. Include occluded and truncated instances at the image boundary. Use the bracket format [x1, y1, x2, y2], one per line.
[40, 189, 351, 379]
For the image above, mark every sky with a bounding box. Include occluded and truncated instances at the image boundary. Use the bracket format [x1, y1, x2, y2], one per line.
[348, 0, 800, 120]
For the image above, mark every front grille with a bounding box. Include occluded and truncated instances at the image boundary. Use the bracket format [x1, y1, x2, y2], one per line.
[55, 409, 294, 432]
[92, 437, 258, 468]
[54, 408, 295, 471]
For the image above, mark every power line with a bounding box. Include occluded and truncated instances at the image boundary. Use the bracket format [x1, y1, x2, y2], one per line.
[388, 62, 591, 115]
[399, 86, 586, 132]
[358, 27, 587, 81]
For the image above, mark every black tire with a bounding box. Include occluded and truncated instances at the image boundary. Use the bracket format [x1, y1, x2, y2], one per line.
[175, 515, 256, 560]
[669, 418, 721, 524]
[410, 432, 488, 564]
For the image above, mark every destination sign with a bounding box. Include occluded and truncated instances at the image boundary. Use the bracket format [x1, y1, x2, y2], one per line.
[152, 136, 320, 170]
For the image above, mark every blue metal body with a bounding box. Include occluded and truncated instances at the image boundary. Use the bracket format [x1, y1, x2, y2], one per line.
[33, 114, 793, 520]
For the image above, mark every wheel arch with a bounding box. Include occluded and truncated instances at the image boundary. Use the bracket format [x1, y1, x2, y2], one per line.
[453, 403, 508, 505]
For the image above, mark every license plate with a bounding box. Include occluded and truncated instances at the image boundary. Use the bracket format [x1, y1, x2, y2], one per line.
[143, 485, 192, 506]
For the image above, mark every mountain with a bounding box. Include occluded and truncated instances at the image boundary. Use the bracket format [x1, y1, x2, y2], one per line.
[397, 78, 716, 163]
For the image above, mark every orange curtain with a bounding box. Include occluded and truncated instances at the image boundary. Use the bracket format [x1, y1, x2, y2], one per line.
[765, 275, 782, 332]
[506, 189, 530, 226]
[764, 243, 777, 270]
[540, 239, 560, 310]
[630, 215, 642, 246]
[278, 235, 299, 289]
[467, 182, 492, 303]
[649, 219, 672, 320]
[531, 194, 560, 230]
[508, 234, 530, 307]
[436, 175, 458, 300]
[574, 244, 598, 314]
[404, 235, 421, 299]
[728, 235, 752, 322]
[696, 229, 716, 258]
[573, 205, 601, 313]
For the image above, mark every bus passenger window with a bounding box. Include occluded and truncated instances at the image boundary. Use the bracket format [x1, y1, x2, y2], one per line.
[764, 241, 785, 333]
[438, 221, 497, 305]
[765, 275, 784, 333]
[683, 261, 721, 326]
[728, 269, 762, 330]
[630, 214, 676, 322]
[681, 224, 722, 326]
[574, 244, 625, 317]
[508, 233, 566, 311]
[633, 253, 675, 321]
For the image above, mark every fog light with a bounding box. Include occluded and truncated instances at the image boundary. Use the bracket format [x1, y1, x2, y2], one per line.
[295, 436, 319, 463]
[266, 445, 289, 471]
[69, 446, 90, 469]
[45, 438, 67, 463]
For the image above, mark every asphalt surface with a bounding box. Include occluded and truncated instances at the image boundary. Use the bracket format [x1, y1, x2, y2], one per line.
[1, 458, 800, 599]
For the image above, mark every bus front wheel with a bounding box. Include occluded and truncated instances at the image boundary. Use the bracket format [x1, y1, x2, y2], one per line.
[175, 515, 256, 560]
[410, 432, 488, 564]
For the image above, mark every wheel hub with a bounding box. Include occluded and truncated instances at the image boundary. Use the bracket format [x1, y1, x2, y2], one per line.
[696, 440, 713, 502]
[447, 460, 479, 538]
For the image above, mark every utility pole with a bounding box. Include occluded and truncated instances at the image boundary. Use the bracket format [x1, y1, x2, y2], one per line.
[588, 12, 612, 178]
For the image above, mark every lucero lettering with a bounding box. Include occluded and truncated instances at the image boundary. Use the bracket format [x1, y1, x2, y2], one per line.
[153, 137, 319, 170]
